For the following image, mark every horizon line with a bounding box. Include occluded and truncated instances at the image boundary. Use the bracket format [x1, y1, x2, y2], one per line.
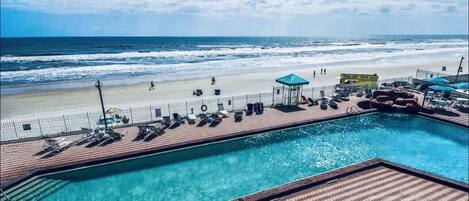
[2, 34, 469, 39]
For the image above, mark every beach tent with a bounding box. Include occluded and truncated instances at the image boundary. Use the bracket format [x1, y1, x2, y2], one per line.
[451, 82, 469, 89]
[274, 74, 309, 105]
[106, 107, 122, 114]
[426, 77, 449, 85]
[429, 85, 455, 92]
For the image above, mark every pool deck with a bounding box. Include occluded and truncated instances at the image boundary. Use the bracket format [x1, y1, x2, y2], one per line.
[237, 159, 469, 201]
[1, 95, 468, 192]
[0, 97, 374, 189]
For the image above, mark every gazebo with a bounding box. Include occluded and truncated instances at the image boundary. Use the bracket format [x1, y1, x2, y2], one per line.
[273, 73, 309, 106]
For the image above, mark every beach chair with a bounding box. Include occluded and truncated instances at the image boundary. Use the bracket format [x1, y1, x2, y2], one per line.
[172, 113, 185, 125]
[199, 113, 210, 124]
[328, 99, 338, 109]
[43, 137, 74, 153]
[356, 89, 364, 97]
[210, 113, 223, 124]
[234, 111, 243, 122]
[137, 125, 153, 138]
[162, 116, 171, 127]
[255, 102, 264, 114]
[340, 91, 350, 101]
[77, 127, 98, 143]
[308, 97, 318, 106]
[320, 90, 326, 99]
[99, 129, 123, 142]
[187, 114, 197, 124]
[246, 103, 254, 115]
[320, 98, 328, 110]
[217, 103, 229, 117]
[154, 108, 163, 122]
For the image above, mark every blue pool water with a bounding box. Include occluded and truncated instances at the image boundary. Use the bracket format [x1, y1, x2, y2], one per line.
[27, 113, 468, 201]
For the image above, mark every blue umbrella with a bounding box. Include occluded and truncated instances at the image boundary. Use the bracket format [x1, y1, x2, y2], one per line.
[426, 77, 449, 85]
[451, 82, 469, 89]
[429, 85, 455, 92]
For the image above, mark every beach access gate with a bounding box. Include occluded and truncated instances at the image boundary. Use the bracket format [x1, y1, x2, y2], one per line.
[273, 73, 309, 106]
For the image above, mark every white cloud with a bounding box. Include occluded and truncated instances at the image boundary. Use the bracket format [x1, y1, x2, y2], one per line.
[2, 0, 468, 17]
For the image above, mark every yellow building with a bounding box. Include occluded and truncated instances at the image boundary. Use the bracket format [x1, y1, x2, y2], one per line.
[338, 73, 379, 89]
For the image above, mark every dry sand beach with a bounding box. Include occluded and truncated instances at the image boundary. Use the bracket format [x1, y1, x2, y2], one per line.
[1, 55, 467, 121]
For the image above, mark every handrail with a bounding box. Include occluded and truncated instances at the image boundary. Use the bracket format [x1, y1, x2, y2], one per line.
[0, 188, 10, 200]
[350, 106, 361, 114]
[346, 106, 361, 115]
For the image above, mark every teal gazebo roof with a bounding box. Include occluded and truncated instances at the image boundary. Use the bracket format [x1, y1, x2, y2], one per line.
[275, 74, 309, 86]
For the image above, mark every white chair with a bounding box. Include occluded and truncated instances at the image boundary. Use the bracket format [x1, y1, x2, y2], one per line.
[154, 108, 163, 122]
[43, 137, 74, 152]
[217, 103, 229, 117]
[187, 114, 197, 124]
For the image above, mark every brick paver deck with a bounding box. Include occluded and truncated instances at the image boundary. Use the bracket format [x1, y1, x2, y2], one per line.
[1, 97, 372, 189]
[237, 159, 469, 201]
[1, 95, 467, 194]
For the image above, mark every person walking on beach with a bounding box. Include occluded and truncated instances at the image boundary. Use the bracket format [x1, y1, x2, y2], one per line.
[320, 68, 323, 75]
[313, 70, 316, 78]
[149, 81, 155, 91]
[211, 76, 216, 85]
[324, 68, 327, 75]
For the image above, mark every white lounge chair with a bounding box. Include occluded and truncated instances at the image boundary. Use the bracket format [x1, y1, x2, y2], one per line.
[154, 108, 163, 122]
[320, 90, 326, 99]
[187, 114, 197, 124]
[217, 103, 229, 117]
[43, 137, 74, 152]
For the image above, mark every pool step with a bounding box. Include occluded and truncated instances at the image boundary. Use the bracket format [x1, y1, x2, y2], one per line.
[1, 178, 68, 201]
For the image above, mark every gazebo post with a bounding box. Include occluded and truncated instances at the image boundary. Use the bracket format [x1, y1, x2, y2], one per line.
[282, 84, 285, 105]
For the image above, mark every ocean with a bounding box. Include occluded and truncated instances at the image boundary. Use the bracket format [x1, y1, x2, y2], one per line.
[1, 35, 467, 94]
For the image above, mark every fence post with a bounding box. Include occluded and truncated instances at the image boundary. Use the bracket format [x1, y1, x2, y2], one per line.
[63, 115, 68, 133]
[149, 106, 153, 122]
[12, 120, 18, 139]
[259, 93, 261, 102]
[37, 118, 43, 137]
[86, 112, 91, 129]
[217, 98, 220, 105]
[272, 86, 275, 106]
[168, 104, 171, 116]
[245, 95, 248, 105]
[232, 96, 235, 111]
[129, 107, 134, 124]
[185, 102, 188, 116]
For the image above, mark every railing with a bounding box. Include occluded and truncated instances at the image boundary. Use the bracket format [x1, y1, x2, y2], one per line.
[0, 189, 10, 201]
[0, 76, 413, 143]
[346, 106, 361, 115]
[415, 69, 451, 80]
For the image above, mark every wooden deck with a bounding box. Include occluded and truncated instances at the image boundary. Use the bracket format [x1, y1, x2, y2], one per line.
[237, 159, 469, 201]
[0, 97, 373, 189]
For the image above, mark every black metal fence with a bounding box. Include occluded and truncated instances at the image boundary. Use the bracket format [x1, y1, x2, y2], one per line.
[0, 76, 412, 142]
[414, 69, 451, 80]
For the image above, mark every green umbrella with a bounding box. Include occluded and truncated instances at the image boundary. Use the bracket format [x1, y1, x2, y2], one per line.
[451, 82, 469, 89]
[106, 107, 122, 114]
[426, 77, 449, 85]
[429, 85, 455, 92]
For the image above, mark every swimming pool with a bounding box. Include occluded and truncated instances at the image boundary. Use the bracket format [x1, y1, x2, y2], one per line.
[8, 113, 468, 201]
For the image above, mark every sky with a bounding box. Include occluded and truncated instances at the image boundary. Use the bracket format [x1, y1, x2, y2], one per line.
[1, 0, 468, 37]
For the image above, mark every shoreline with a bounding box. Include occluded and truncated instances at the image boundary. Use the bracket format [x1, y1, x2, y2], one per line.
[1, 55, 468, 121]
